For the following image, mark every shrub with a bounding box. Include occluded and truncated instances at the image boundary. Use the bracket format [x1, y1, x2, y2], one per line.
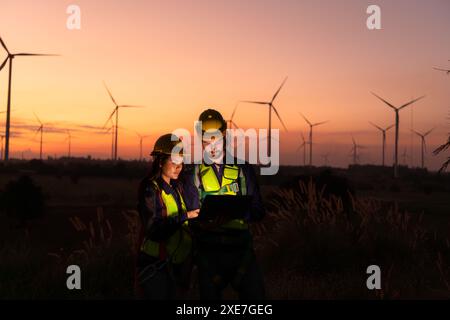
[0, 175, 45, 226]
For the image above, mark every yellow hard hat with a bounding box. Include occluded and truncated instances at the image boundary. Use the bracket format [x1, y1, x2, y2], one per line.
[150, 133, 183, 156]
[199, 108, 226, 133]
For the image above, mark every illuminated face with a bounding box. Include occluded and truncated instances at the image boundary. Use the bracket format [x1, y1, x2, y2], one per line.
[161, 157, 183, 180]
[202, 130, 224, 164]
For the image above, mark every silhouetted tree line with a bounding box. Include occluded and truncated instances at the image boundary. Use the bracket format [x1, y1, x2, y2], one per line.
[0, 159, 149, 179]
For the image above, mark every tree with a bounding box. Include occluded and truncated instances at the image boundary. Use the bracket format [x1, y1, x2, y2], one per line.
[0, 175, 45, 226]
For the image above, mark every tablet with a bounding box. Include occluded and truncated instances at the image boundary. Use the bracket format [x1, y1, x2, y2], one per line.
[197, 195, 253, 221]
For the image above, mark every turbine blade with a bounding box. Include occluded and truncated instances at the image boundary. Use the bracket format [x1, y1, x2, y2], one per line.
[369, 121, 383, 131]
[33, 126, 41, 139]
[271, 77, 288, 103]
[241, 100, 268, 105]
[371, 92, 397, 110]
[399, 95, 425, 110]
[386, 124, 395, 131]
[0, 57, 8, 71]
[0, 37, 9, 54]
[433, 67, 450, 72]
[424, 127, 435, 137]
[313, 120, 329, 127]
[103, 81, 118, 106]
[230, 102, 239, 120]
[298, 112, 312, 126]
[102, 108, 116, 129]
[272, 105, 288, 132]
[33, 112, 42, 125]
[119, 105, 145, 108]
[231, 120, 240, 129]
[411, 129, 422, 137]
[14, 53, 59, 56]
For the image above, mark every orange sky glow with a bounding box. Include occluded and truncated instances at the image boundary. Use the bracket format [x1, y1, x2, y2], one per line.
[1, 0, 449, 169]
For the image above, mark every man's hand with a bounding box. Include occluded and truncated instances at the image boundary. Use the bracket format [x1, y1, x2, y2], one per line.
[187, 209, 200, 219]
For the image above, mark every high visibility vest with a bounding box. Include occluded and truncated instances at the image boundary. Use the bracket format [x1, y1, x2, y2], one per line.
[197, 163, 248, 230]
[141, 181, 192, 264]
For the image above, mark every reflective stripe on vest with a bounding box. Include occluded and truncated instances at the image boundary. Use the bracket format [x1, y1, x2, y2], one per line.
[199, 164, 248, 230]
[141, 181, 192, 264]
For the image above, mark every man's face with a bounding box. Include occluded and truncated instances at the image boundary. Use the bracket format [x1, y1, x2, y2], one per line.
[202, 130, 225, 164]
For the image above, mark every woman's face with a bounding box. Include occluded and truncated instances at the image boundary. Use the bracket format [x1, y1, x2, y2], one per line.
[161, 158, 183, 180]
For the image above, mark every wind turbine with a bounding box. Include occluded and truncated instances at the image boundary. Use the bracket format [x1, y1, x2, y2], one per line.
[433, 67, 450, 75]
[350, 136, 365, 165]
[0, 37, 58, 161]
[299, 112, 329, 166]
[369, 122, 394, 167]
[296, 132, 307, 166]
[412, 128, 434, 169]
[102, 82, 144, 160]
[33, 113, 44, 160]
[371, 92, 425, 178]
[242, 77, 289, 157]
[63, 129, 77, 158]
[136, 132, 151, 161]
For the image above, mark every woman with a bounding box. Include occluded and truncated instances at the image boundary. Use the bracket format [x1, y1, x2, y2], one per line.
[135, 133, 199, 299]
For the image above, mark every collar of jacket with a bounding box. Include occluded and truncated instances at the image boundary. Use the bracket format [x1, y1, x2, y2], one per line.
[155, 176, 179, 195]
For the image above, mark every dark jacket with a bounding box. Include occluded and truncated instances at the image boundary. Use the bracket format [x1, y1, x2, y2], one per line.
[137, 176, 188, 242]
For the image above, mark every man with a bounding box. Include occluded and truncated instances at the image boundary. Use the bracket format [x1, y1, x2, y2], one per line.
[182, 108, 266, 300]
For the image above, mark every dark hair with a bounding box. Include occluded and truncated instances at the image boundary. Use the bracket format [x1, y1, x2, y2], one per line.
[147, 154, 170, 181]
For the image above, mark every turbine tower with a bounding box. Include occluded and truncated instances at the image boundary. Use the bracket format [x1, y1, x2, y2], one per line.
[350, 136, 365, 165]
[371, 92, 425, 178]
[63, 129, 77, 158]
[102, 82, 144, 160]
[412, 128, 434, 169]
[296, 132, 307, 166]
[369, 122, 394, 166]
[136, 132, 151, 161]
[33, 113, 44, 160]
[0, 36, 58, 161]
[299, 112, 329, 167]
[242, 77, 289, 157]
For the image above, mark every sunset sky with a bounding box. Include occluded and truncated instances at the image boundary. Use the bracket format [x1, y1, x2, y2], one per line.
[0, 0, 449, 169]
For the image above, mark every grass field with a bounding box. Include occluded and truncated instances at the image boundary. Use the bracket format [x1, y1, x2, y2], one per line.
[0, 163, 449, 299]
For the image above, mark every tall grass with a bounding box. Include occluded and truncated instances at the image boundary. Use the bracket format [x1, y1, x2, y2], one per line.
[1, 180, 449, 299]
[0, 207, 141, 299]
[253, 179, 450, 299]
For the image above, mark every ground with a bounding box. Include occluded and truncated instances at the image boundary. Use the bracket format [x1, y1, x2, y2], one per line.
[0, 161, 449, 299]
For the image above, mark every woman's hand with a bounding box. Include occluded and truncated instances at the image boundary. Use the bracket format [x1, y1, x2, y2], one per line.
[187, 209, 200, 219]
